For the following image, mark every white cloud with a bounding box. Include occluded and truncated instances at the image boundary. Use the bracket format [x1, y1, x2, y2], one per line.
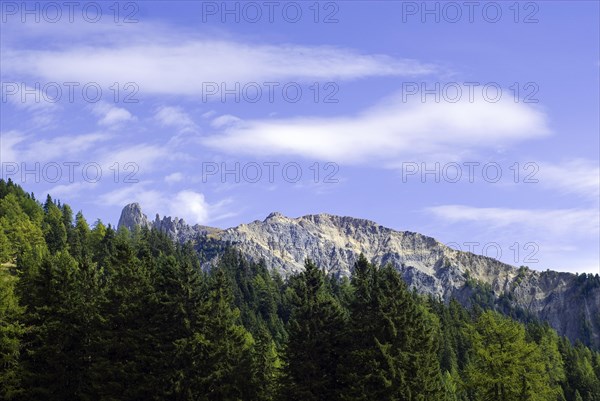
[1, 131, 109, 162]
[427, 205, 599, 237]
[0, 130, 26, 162]
[97, 143, 188, 174]
[203, 88, 550, 164]
[97, 184, 163, 216]
[210, 114, 241, 128]
[47, 181, 98, 199]
[201, 110, 217, 119]
[427, 204, 600, 273]
[539, 159, 600, 200]
[2, 84, 59, 127]
[98, 183, 229, 225]
[3, 23, 436, 97]
[165, 172, 184, 183]
[155, 106, 198, 132]
[170, 191, 210, 223]
[91, 102, 135, 127]
[3, 84, 56, 112]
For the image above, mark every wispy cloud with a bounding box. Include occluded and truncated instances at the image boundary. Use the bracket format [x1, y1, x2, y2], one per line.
[203, 88, 550, 164]
[97, 143, 187, 174]
[164, 172, 184, 183]
[2, 84, 60, 128]
[426, 204, 599, 273]
[427, 205, 599, 237]
[47, 181, 98, 200]
[3, 22, 436, 97]
[91, 102, 136, 127]
[1, 130, 109, 162]
[538, 159, 600, 200]
[155, 106, 197, 132]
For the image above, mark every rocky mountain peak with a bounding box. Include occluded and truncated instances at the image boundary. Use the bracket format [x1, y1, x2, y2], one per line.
[118, 203, 150, 231]
[265, 211, 286, 221]
[117, 204, 600, 348]
[118, 204, 222, 243]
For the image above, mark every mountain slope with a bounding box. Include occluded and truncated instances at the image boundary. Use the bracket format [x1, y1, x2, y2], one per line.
[118, 203, 600, 348]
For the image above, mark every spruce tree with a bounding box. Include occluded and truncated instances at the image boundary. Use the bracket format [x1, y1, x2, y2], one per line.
[18, 251, 96, 400]
[340, 254, 396, 401]
[90, 231, 160, 400]
[187, 267, 257, 400]
[151, 249, 205, 400]
[42, 197, 67, 254]
[340, 257, 443, 401]
[281, 259, 346, 401]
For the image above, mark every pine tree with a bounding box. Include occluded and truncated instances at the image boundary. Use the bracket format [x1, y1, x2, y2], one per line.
[89, 219, 106, 257]
[67, 211, 91, 261]
[42, 198, 67, 254]
[187, 267, 257, 400]
[281, 259, 346, 401]
[18, 251, 97, 400]
[90, 231, 160, 400]
[340, 254, 397, 401]
[563, 342, 600, 401]
[340, 257, 443, 401]
[534, 325, 567, 400]
[252, 324, 282, 401]
[151, 249, 206, 400]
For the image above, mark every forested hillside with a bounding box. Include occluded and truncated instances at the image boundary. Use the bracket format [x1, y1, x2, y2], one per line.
[1, 178, 599, 401]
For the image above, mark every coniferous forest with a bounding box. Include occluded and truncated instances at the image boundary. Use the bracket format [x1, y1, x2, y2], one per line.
[1, 178, 600, 401]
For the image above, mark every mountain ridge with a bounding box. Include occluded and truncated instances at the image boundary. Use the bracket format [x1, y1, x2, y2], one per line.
[118, 202, 600, 348]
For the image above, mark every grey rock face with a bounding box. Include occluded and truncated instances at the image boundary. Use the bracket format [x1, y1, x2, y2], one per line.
[117, 204, 600, 348]
[117, 204, 220, 243]
[117, 203, 151, 231]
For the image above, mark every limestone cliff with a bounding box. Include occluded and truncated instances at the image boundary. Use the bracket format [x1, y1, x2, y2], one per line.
[118, 204, 600, 348]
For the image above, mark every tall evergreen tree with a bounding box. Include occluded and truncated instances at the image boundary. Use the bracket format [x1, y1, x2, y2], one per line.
[17, 251, 98, 400]
[42, 199, 67, 254]
[186, 267, 257, 400]
[252, 324, 281, 401]
[150, 248, 205, 400]
[340, 256, 443, 401]
[90, 231, 160, 400]
[281, 259, 346, 401]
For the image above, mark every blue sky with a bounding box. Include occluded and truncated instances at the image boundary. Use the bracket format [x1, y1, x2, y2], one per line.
[1, 1, 598, 273]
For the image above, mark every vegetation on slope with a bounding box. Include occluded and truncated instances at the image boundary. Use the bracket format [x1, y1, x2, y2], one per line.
[1, 178, 599, 400]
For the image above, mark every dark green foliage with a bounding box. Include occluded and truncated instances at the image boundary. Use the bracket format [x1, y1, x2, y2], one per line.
[42, 195, 67, 254]
[89, 230, 160, 400]
[189, 268, 257, 400]
[340, 255, 443, 401]
[280, 259, 347, 401]
[217, 249, 287, 345]
[560, 339, 600, 401]
[0, 179, 599, 401]
[17, 251, 100, 400]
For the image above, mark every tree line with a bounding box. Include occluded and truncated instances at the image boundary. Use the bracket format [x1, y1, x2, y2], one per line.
[1, 178, 599, 401]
